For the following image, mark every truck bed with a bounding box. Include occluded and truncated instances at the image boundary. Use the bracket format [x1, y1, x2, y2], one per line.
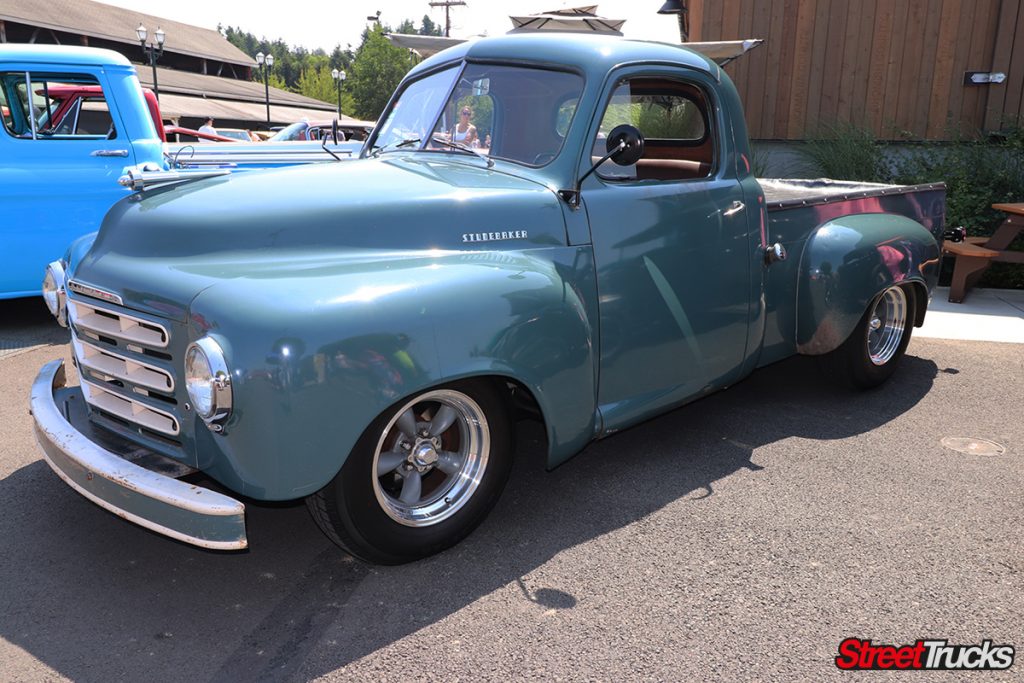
[759, 178, 945, 211]
[755, 177, 946, 368]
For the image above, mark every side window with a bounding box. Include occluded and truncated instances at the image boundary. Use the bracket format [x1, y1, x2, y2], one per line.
[0, 72, 114, 140]
[594, 77, 714, 182]
[0, 82, 12, 132]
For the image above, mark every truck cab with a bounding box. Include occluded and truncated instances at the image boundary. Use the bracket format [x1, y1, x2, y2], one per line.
[0, 45, 163, 298]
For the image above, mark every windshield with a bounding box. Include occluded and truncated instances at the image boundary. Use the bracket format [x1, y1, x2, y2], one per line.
[372, 63, 585, 167]
[372, 65, 459, 152]
[269, 122, 307, 142]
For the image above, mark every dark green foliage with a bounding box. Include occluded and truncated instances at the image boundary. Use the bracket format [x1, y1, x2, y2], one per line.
[419, 16, 443, 36]
[348, 25, 417, 120]
[222, 21, 418, 117]
[796, 123, 887, 180]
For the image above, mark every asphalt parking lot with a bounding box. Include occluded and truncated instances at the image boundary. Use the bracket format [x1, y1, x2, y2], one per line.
[1, 296, 1021, 682]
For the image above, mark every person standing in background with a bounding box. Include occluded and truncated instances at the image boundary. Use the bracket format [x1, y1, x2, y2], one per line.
[198, 116, 217, 141]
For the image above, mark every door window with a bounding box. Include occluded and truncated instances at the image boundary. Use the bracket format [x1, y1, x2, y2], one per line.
[0, 72, 114, 139]
[593, 77, 713, 181]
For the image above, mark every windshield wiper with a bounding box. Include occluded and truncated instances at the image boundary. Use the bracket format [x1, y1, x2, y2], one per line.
[430, 135, 493, 167]
[371, 137, 421, 157]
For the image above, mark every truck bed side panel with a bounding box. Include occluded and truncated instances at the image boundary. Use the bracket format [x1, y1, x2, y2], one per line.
[757, 184, 945, 366]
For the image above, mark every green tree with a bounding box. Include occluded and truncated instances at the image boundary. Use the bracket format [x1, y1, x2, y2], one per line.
[348, 24, 415, 120]
[419, 15, 442, 36]
[297, 64, 353, 114]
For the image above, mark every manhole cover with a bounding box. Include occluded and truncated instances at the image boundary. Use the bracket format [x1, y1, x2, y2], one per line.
[941, 437, 1006, 456]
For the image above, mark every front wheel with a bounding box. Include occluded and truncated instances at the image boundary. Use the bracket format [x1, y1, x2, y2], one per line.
[307, 379, 513, 564]
[820, 284, 916, 389]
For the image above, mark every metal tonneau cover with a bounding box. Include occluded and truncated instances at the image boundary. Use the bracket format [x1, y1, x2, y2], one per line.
[759, 178, 947, 211]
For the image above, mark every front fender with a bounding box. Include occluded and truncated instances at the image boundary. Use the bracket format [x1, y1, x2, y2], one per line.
[186, 247, 598, 500]
[796, 214, 939, 355]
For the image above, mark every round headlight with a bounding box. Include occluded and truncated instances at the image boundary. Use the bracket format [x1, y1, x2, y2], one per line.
[42, 261, 67, 327]
[184, 337, 232, 425]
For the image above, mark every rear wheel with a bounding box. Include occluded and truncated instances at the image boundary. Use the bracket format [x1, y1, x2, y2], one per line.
[820, 284, 916, 389]
[307, 379, 513, 564]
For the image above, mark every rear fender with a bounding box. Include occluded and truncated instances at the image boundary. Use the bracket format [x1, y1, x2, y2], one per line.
[796, 214, 939, 355]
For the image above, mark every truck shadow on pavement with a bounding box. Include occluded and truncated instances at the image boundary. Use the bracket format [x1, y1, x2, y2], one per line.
[0, 353, 937, 682]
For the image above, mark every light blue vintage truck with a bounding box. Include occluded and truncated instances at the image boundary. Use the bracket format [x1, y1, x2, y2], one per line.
[0, 44, 358, 299]
[31, 34, 946, 564]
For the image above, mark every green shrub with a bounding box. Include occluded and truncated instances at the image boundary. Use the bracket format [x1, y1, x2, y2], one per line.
[795, 123, 888, 180]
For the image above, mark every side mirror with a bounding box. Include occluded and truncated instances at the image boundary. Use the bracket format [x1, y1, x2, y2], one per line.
[559, 124, 646, 209]
[606, 124, 644, 166]
[321, 119, 343, 161]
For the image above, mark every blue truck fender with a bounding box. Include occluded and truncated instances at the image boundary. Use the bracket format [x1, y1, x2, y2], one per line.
[795, 213, 940, 355]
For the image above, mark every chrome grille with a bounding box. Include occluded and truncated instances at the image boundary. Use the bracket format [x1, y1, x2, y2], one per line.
[67, 296, 182, 443]
[80, 377, 180, 436]
[68, 299, 169, 348]
[71, 334, 174, 393]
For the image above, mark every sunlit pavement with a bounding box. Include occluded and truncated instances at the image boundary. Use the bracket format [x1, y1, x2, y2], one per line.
[919, 286, 1024, 344]
[0, 297, 1020, 682]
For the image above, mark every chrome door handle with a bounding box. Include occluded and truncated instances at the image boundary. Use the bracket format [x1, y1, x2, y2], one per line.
[91, 149, 129, 157]
[723, 200, 745, 217]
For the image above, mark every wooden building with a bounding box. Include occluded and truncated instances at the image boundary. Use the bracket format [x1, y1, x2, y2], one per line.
[688, 0, 1024, 140]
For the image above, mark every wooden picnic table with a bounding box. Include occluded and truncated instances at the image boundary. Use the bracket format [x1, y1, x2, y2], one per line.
[944, 202, 1024, 303]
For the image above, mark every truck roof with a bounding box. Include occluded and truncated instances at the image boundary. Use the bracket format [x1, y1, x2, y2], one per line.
[411, 32, 718, 80]
[0, 44, 132, 68]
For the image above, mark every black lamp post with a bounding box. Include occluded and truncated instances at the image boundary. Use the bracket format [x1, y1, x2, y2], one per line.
[136, 24, 165, 101]
[255, 51, 275, 125]
[657, 0, 689, 43]
[330, 68, 346, 118]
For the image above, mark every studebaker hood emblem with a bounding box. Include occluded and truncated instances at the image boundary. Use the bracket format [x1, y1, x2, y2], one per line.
[462, 230, 529, 243]
[67, 280, 123, 305]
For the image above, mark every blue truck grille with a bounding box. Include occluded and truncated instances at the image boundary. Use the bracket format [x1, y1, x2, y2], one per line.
[67, 297, 188, 454]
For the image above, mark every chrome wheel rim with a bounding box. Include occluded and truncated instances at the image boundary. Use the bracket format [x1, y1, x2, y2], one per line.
[867, 286, 907, 366]
[371, 389, 489, 527]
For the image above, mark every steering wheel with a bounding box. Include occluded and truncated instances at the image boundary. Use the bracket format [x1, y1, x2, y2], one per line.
[532, 152, 556, 165]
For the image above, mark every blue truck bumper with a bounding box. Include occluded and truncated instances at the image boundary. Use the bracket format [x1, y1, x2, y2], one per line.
[31, 359, 247, 550]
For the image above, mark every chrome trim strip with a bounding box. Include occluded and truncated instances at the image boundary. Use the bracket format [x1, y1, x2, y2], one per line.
[68, 299, 169, 349]
[80, 376, 180, 437]
[72, 333, 175, 394]
[31, 360, 247, 550]
[67, 280, 123, 306]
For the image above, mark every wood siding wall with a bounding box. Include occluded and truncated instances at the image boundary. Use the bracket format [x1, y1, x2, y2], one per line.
[690, 0, 1024, 140]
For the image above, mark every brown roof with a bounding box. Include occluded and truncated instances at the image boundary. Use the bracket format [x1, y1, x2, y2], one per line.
[0, 0, 252, 65]
[138, 66, 334, 110]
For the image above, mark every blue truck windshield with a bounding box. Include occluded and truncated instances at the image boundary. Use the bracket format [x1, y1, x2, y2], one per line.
[374, 63, 584, 167]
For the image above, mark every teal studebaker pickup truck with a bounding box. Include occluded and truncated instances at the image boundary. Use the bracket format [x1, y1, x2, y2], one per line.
[31, 34, 946, 564]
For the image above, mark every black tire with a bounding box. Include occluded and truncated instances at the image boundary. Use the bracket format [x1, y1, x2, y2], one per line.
[819, 284, 916, 389]
[307, 379, 513, 565]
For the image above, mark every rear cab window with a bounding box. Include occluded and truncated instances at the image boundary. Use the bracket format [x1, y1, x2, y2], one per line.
[0, 72, 115, 140]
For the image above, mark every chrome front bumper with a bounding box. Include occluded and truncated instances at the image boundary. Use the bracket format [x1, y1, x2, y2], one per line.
[30, 359, 247, 550]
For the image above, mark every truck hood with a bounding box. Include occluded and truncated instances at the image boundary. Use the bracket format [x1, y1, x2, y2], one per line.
[70, 156, 567, 321]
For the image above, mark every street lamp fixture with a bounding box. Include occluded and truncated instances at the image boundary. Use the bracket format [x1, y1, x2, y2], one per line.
[137, 23, 166, 100]
[657, 0, 689, 43]
[331, 68, 346, 118]
[256, 51, 275, 125]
